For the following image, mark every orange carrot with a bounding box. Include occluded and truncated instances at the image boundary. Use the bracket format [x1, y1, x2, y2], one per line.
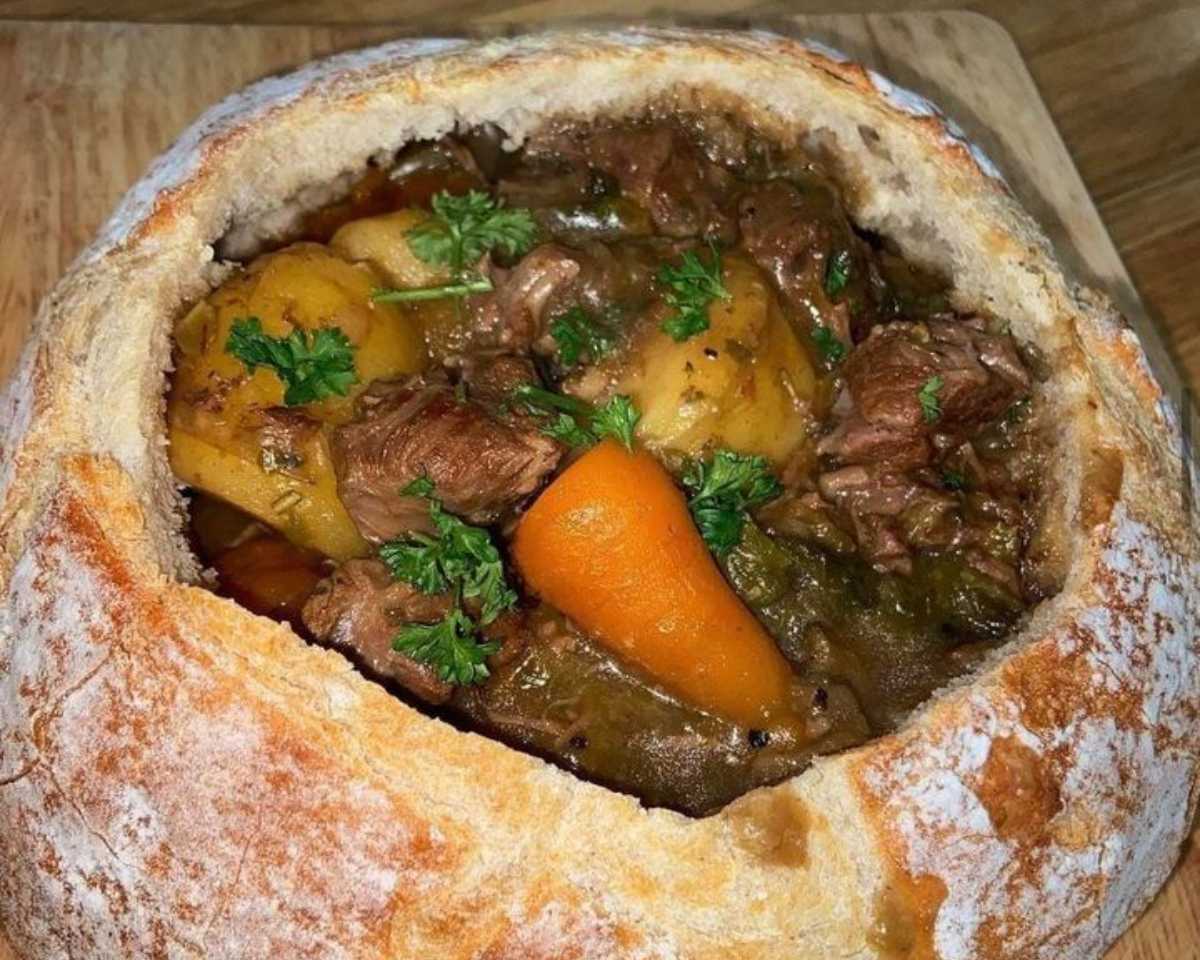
[512, 440, 797, 726]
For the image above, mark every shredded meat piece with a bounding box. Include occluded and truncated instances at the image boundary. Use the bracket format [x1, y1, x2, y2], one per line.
[542, 125, 738, 241]
[469, 244, 582, 348]
[302, 558, 455, 704]
[330, 370, 561, 542]
[816, 465, 962, 574]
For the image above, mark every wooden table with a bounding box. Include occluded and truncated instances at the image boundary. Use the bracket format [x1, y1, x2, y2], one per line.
[0, 5, 1195, 960]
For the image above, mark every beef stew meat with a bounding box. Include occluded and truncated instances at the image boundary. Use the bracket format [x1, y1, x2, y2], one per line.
[174, 114, 1051, 816]
[330, 367, 562, 541]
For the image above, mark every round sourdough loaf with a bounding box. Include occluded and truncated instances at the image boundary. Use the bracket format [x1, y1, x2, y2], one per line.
[0, 28, 1196, 960]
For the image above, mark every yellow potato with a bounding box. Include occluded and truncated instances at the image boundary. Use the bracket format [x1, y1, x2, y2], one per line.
[615, 253, 819, 465]
[170, 429, 368, 561]
[168, 243, 426, 558]
[330, 208, 451, 290]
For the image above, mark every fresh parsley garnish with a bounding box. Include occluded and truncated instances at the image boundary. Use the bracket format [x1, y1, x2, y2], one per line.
[371, 190, 537, 303]
[511, 385, 640, 452]
[591, 395, 640, 450]
[393, 607, 499, 686]
[550, 307, 616, 368]
[824, 249, 852, 298]
[657, 241, 730, 342]
[540, 412, 596, 448]
[408, 190, 538, 272]
[379, 479, 517, 625]
[682, 450, 783, 557]
[941, 469, 967, 491]
[225, 317, 357, 406]
[918, 375, 944, 423]
[811, 325, 847, 365]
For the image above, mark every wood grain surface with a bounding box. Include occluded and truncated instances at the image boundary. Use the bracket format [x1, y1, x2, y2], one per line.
[0, 10, 1196, 960]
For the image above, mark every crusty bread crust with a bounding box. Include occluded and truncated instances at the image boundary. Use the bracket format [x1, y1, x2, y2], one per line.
[0, 29, 1196, 960]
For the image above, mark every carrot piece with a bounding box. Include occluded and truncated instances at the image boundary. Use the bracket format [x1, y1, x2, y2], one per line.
[512, 440, 797, 726]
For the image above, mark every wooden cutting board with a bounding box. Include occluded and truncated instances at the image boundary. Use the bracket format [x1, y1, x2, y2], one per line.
[0, 14, 1194, 960]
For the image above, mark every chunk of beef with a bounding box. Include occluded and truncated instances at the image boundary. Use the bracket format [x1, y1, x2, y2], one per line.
[331, 372, 561, 542]
[814, 462, 1023, 589]
[817, 465, 962, 574]
[303, 558, 529, 703]
[551, 239, 667, 316]
[738, 179, 857, 344]
[851, 319, 1029, 433]
[303, 558, 455, 704]
[468, 244, 582, 348]
[469, 239, 672, 351]
[450, 352, 547, 434]
[454, 352, 540, 409]
[818, 319, 1030, 469]
[543, 125, 737, 241]
[816, 416, 932, 471]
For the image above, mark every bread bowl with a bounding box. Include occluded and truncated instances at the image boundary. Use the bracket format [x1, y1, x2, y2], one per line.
[0, 24, 1196, 959]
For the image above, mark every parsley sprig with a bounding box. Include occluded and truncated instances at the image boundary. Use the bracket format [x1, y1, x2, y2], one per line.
[657, 242, 730, 342]
[393, 608, 499, 687]
[511, 385, 640, 451]
[682, 450, 783, 557]
[918, 375, 944, 423]
[225, 317, 357, 406]
[550, 307, 617, 368]
[380, 478, 517, 625]
[371, 191, 537, 304]
[381, 477, 516, 685]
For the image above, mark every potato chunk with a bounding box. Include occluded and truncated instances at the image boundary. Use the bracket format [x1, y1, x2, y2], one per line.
[168, 243, 427, 559]
[614, 253, 819, 464]
[329, 209, 450, 290]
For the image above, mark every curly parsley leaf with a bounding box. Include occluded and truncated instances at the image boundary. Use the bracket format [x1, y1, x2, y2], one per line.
[811, 325, 847, 365]
[550, 307, 617, 368]
[591, 395, 641, 450]
[380, 482, 517, 625]
[682, 450, 783, 557]
[402, 476, 437, 499]
[918, 375, 944, 423]
[378, 533, 447, 595]
[393, 607, 499, 686]
[540, 412, 595, 448]
[511, 385, 640, 452]
[824, 249, 852, 298]
[657, 242, 730, 342]
[225, 317, 357, 407]
[372, 191, 538, 304]
[407, 190, 537, 275]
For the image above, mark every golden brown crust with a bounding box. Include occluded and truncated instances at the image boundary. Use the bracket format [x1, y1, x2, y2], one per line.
[1, 28, 1197, 960]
